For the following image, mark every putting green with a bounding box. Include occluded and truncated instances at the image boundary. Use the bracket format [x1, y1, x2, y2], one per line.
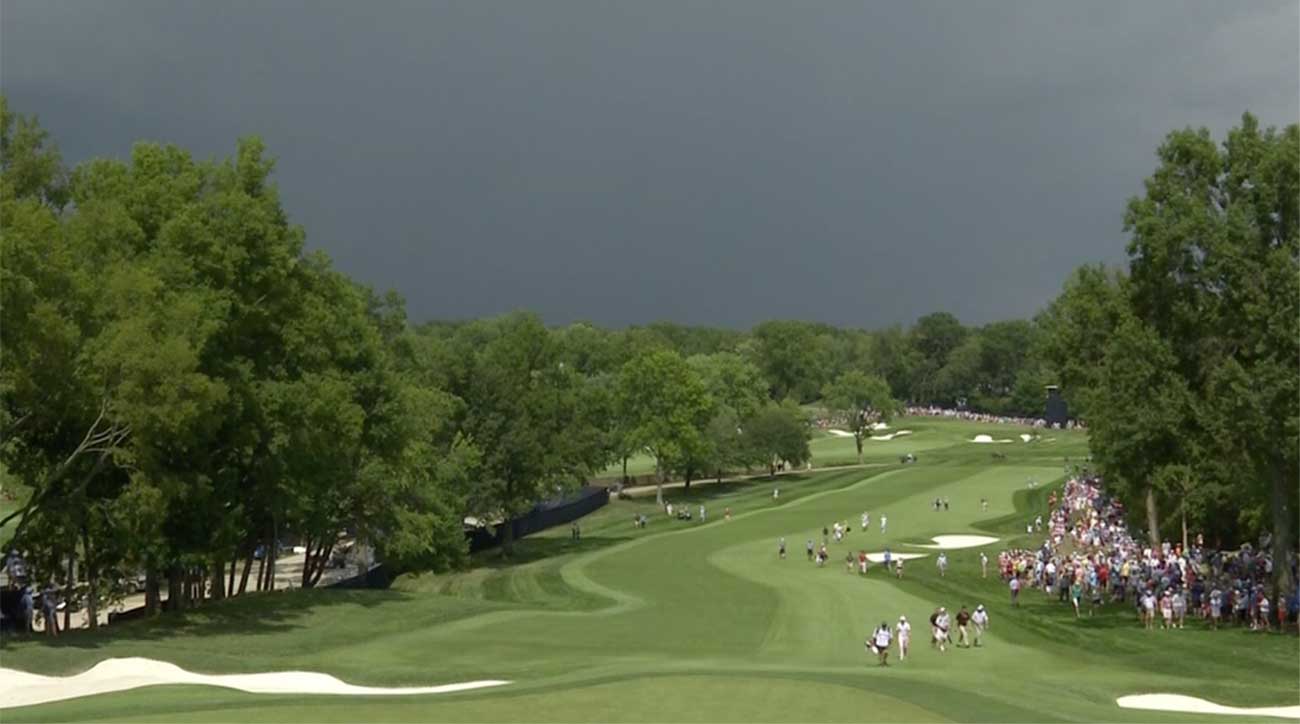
[4, 421, 1297, 722]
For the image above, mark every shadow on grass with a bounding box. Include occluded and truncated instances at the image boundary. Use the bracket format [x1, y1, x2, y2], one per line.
[0, 587, 413, 651]
[472, 535, 628, 568]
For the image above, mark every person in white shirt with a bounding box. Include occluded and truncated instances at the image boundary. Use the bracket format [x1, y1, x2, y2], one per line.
[1141, 590, 1157, 630]
[935, 608, 951, 652]
[895, 615, 911, 661]
[861, 512, 869, 531]
[971, 605, 989, 646]
[937, 552, 949, 577]
[870, 622, 893, 666]
[980, 552, 989, 578]
[699, 505, 706, 522]
[880, 515, 888, 534]
[772, 488, 779, 500]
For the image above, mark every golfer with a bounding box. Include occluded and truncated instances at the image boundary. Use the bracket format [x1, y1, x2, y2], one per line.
[971, 604, 989, 646]
[880, 515, 887, 534]
[895, 615, 911, 661]
[934, 607, 950, 652]
[955, 605, 971, 647]
[778, 537, 786, 559]
[980, 552, 988, 579]
[937, 552, 949, 578]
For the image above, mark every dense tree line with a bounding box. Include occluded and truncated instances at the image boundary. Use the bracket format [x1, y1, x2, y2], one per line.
[2, 99, 1293, 617]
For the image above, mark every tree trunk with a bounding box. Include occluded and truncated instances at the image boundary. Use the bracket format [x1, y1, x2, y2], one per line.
[301, 540, 315, 588]
[211, 560, 226, 601]
[268, 518, 278, 591]
[63, 554, 74, 631]
[145, 567, 160, 615]
[309, 543, 333, 588]
[82, 526, 98, 629]
[1145, 486, 1161, 549]
[500, 520, 515, 558]
[255, 555, 267, 592]
[855, 434, 863, 465]
[237, 551, 254, 595]
[167, 566, 183, 611]
[622, 455, 629, 487]
[1270, 463, 1296, 600]
[1181, 506, 1188, 554]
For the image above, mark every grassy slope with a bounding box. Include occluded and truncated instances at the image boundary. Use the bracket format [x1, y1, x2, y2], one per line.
[5, 421, 1297, 723]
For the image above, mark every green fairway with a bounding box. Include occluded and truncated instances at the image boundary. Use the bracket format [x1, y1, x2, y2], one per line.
[599, 415, 1081, 479]
[3, 420, 1296, 722]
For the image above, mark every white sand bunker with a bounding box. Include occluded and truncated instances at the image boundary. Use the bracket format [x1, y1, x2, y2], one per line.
[911, 535, 999, 550]
[871, 422, 890, 431]
[1019, 433, 1033, 442]
[865, 552, 929, 563]
[825, 429, 855, 438]
[1116, 694, 1300, 720]
[0, 657, 510, 710]
[969, 434, 1013, 444]
[870, 430, 913, 441]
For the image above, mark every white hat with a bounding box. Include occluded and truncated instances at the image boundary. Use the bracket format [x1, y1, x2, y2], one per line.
[899, 615, 907, 622]
[939, 606, 946, 612]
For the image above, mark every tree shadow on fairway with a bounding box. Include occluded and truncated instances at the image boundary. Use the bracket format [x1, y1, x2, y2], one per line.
[0, 587, 416, 652]
[475, 535, 627, 568]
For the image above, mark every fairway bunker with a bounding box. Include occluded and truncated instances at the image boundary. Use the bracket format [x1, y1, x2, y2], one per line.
[911, 535, 999, 550]
[825, 429, 855, 438]
[0, 658, 511, 709]
[1116, 694, 1300, 720]
[969, 434, 1012, 443]
[870, 430, 913, 441]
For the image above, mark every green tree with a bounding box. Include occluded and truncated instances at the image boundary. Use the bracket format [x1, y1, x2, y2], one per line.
[749, 321, 833, 402]
[821, 371, 898, 464]
[1088, 316, 1192, 547]
[745, 402, 812, 478]
[453, 313, 604, 555]
[1035, 265, 1127, 418]
[1122, 113, 1299, 593]
[617, 350, 713, 505]
[687, 352, 768, 422]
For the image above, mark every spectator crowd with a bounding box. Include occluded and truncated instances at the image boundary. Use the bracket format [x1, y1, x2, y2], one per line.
[997, 474, 1299, 632]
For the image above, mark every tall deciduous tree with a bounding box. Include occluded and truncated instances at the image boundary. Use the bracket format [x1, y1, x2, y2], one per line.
[745, 402, 812, 478]
[1122, 113, 1299, 594]
[821, 371, 898, 464]
[617, 350, 713, 505]
[454, 313, 604, 555]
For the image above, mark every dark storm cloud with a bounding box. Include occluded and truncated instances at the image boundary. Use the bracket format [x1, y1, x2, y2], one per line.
[3, 1, 1295, 329]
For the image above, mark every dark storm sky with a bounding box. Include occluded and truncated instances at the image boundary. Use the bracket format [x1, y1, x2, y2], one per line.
[3, 2, 1296, 329]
